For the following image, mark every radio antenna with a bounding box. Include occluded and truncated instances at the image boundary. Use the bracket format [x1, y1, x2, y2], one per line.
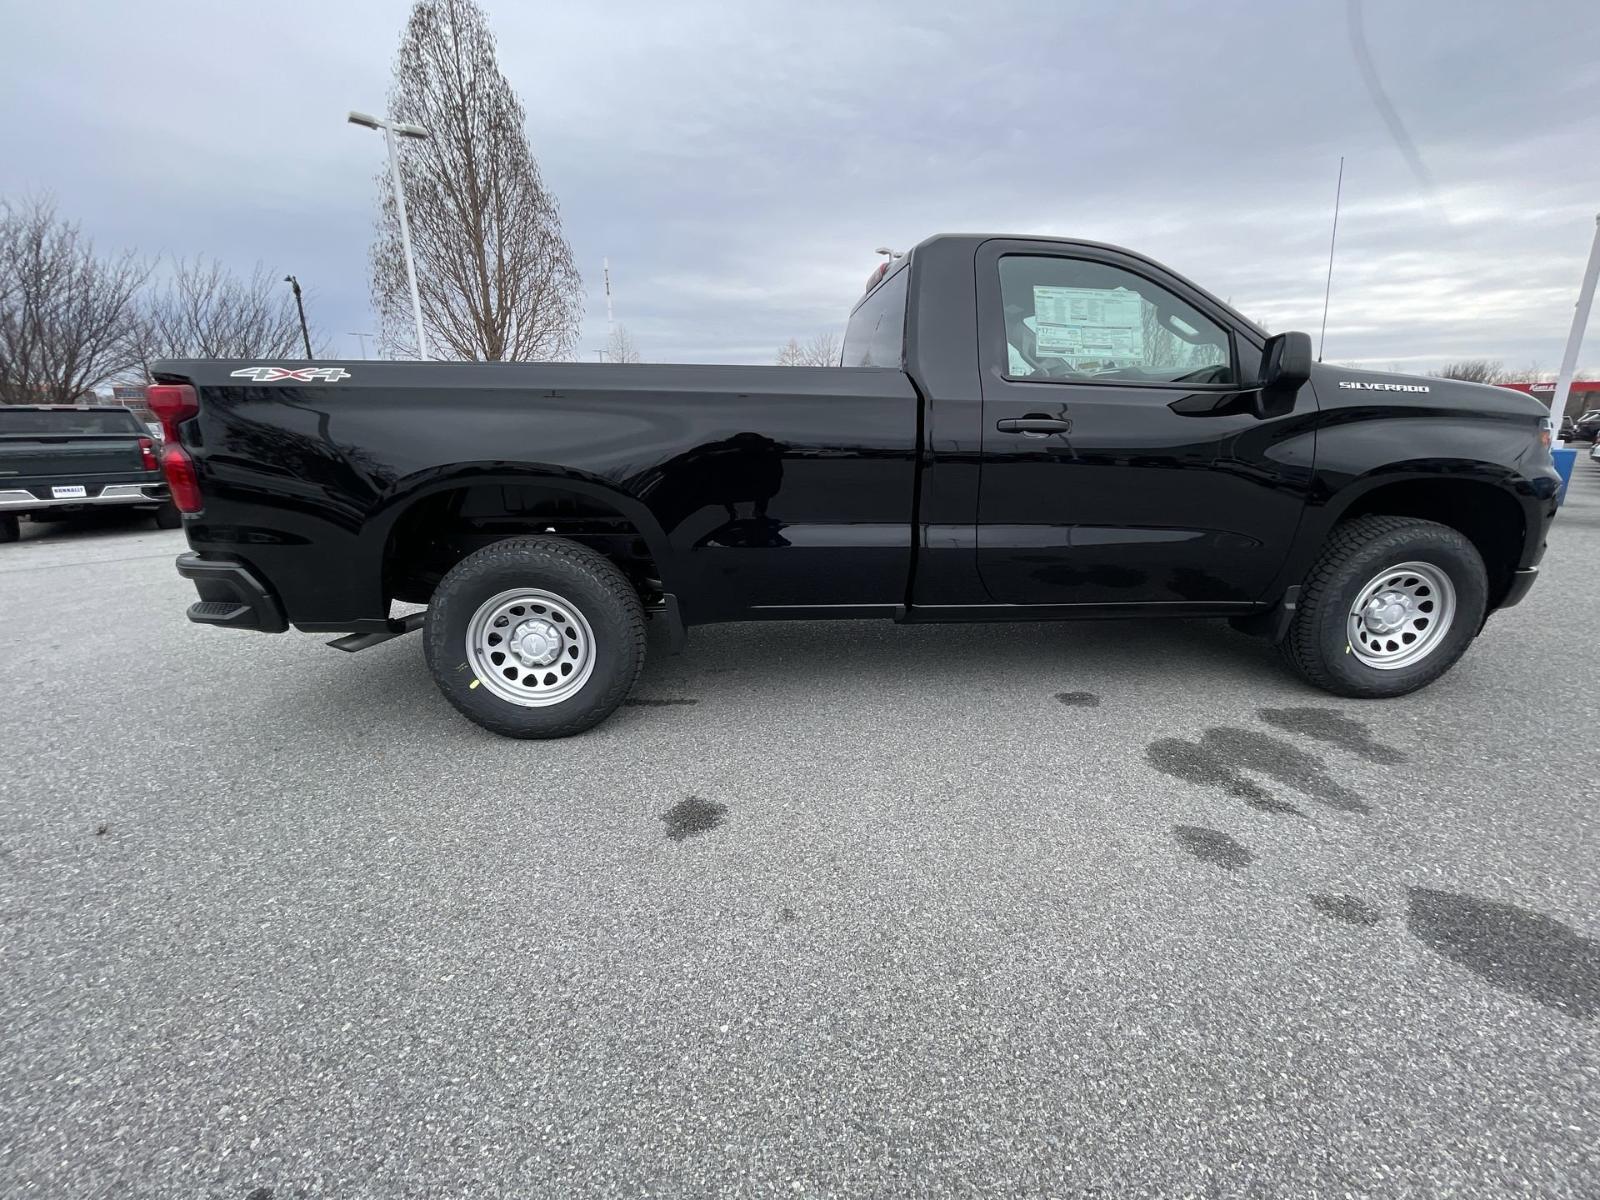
[1318, 156, 1345, 362]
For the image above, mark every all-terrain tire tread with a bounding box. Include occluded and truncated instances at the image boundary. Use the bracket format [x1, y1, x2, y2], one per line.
[1279, 515, 1476, 698]
[423, 536, 646, 738]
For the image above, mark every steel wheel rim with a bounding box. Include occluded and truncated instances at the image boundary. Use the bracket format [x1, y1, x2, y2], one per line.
[1346, 560, 1455, 670]
[465, 588, 597, 706]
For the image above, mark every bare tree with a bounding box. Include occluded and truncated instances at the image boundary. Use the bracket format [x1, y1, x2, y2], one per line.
[0, 197, 147, 404]
[804, 330, 840, 367]
[1432, 359, 1510, 384]
[775, 331, 840, 366]
[606, 324, 641, 363]
[132, 258, 311, 377]
[1511, 361, 1554, 384]
[372, 0, 583, 362]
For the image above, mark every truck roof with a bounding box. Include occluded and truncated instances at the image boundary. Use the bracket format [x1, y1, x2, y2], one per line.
[876, 233, 1268, 340]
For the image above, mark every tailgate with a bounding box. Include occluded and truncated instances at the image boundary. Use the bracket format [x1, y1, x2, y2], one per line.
[0, 436, 146, 480]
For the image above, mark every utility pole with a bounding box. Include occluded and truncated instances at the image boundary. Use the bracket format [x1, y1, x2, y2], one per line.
[1549, 212, 1600, 444]
[604, 257, 614, 340]
[283, 275, 313, 359]
[348, 331, 377, 360]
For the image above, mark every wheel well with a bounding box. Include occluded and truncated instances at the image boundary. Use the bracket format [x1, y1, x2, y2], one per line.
[382, 483, 660, 605]
[1340, 479, 1525, 607]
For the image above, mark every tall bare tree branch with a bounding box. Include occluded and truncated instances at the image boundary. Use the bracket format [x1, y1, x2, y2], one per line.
[0, 197, 148, 404]
[132, 258, 313, 378]
[372, 0, 583, 362]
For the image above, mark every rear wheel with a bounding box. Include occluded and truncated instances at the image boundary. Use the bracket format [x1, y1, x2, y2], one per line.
[0, 514, 18, 544]
[423, 536, 646, 738]
[152, 501, 183, 529]
[1280, 515, 1487, 698]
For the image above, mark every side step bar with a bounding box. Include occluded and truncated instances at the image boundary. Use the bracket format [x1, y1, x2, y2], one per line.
[326, 611, 425, 653]
[323, 592, 685, 654]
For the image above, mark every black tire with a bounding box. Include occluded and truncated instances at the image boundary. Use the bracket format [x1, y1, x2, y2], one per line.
[1280, 515, 1487, 699]
[0, 514, 18, 544]
[423, 536, 646, 738]
[152, 501, 183, 529]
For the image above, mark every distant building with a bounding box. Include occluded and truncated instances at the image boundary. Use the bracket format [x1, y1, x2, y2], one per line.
[109, 384, 152, 422]
[1499, 379, 1600, 421]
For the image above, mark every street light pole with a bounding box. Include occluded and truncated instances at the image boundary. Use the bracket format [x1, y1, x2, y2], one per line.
[348, 110, 431, 361]
[283, 275, 313, 359]
[1548, 212, 1600, 445]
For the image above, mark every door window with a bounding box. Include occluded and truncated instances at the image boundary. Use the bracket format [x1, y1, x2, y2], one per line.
[999, 255, 1234, 386]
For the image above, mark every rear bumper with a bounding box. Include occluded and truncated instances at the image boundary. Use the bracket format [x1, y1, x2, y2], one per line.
[0, 483, 166, 511]
[1499, 566, 1539, 609]
[176, 553, 288, 633]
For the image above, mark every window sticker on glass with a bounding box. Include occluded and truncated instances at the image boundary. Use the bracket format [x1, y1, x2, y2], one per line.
[1033, 285, 1144, 367]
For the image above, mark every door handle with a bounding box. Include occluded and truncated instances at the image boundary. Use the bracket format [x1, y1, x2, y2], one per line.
[997, 415, 1072, 437]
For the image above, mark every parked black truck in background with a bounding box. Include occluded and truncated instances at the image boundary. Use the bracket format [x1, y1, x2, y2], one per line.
[0, 406, 177, 542]
[149, 234, 1561, 737]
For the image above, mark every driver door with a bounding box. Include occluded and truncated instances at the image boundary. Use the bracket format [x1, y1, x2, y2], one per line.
[975, 240, 1317, 608]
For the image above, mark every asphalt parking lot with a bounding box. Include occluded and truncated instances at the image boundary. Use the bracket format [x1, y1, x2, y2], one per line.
[3, 466, 1598, 1199]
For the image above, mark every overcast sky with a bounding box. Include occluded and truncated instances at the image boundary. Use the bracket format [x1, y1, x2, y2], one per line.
[4, 0, 1598, 373]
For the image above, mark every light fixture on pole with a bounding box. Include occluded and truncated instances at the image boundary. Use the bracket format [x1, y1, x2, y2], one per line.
[348, 110, 431, 361]
[282, 275, 313, 359]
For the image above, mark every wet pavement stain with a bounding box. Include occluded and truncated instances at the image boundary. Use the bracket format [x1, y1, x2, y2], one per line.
[1055, 691, 1101, 708]
[1258, 707, 1406, 764]
[1199, 727, 1370, 814]
[661, 796, 728, 842]
[1310, 893, 1383, 926]
[624, 698, 700, 707]
[1147, 738, 1302, 816]
[1407, 888, 1600, 1020]
[1172, 825, 1254, 871]
[244, 1189, 274, 1200]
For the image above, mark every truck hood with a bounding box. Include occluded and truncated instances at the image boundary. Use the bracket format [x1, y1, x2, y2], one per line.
[1309, 364, 1549, 419]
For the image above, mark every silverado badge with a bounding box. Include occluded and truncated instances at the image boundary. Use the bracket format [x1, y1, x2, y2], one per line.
[1337, 380, 1429, 393]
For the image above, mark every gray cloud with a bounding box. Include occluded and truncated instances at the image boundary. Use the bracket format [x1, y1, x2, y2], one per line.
[4, 0, 1598, 372]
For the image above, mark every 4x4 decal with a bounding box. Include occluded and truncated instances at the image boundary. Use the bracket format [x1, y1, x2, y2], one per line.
[230, 367, 352, 383]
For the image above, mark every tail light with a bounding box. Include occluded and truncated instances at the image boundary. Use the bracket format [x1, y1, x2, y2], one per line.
[147, 384, 198, 441]
[161, 445, 203, 513]
[138, 436, 158, 471]
[146, 383, 203, 513]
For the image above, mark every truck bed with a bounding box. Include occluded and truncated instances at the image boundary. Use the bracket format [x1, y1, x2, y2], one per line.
[150, 360, 920, 630]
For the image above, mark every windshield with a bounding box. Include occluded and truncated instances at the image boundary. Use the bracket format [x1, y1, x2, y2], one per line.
[0, 409, 145, 436]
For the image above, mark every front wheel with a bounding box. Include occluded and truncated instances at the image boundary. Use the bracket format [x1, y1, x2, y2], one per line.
[1280, 515, 1488, 699]
[423, 536, 646, 738]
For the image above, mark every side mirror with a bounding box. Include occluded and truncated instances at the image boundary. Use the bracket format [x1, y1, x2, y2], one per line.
[1261, 331, 1312, 391]
[1254, 330, 1312, 417]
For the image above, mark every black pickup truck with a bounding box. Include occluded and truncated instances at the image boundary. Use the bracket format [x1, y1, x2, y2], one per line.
[0, 405, 178, 542]
[150, 234, 1561, 738]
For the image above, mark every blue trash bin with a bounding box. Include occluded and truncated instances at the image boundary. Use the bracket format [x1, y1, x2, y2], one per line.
[1552, 447, 1578, 505]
